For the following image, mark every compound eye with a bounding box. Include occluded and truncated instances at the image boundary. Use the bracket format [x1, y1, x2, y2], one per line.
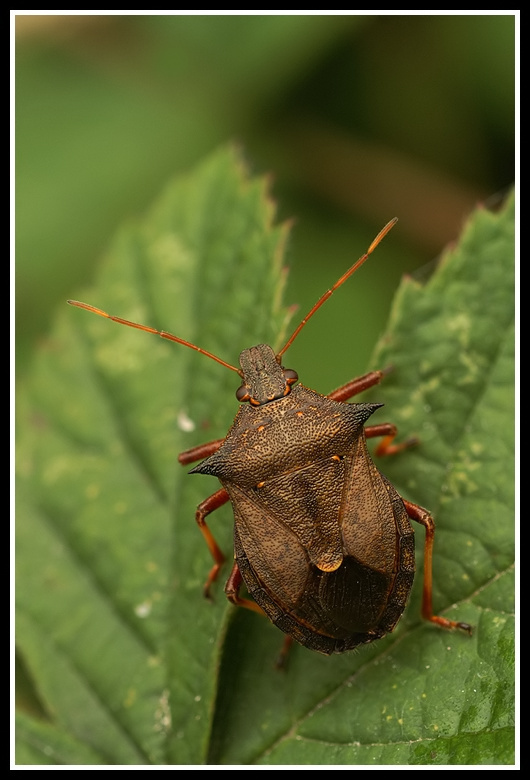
[236, 384, 251, 402]
[284, 368, 298, 386]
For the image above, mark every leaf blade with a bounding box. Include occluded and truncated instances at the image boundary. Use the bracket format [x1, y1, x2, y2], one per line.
[16, 147, 291, 765]
[207, 192, 515, 766]
[16, 162, 514, 765]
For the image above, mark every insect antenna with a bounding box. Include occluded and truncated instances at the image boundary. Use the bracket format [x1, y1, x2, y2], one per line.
[277, 218, 398, 359]
[67, 300, 241, 374]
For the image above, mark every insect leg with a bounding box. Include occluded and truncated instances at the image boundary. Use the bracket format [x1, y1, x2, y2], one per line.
[275, 636, 295, 670]
[195, 488, 230, 598]
[224, 562, 266, 616]
[403, 499, 472, 635]
[178, 438, 224, 465]
[328, 370, 385, 402]
[365, 423, 419, 456]
[330, 370, 417, 455]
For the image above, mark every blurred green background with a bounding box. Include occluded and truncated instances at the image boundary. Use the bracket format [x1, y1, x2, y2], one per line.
[15, 13, 515, 388]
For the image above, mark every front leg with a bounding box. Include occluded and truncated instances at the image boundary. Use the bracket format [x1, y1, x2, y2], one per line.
[178, 438, 224, 466]
[328, 370, 386, 402]
[328, 371, 417, 455]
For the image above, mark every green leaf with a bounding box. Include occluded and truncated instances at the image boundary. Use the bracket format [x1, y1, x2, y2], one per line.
[16, 152, 514, 766]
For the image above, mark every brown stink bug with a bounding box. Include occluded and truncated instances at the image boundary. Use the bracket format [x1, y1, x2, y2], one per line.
[69, 218, 472, 656]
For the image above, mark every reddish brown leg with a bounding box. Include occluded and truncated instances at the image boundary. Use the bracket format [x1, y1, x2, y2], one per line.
[224, 562, 266, 616]
[275, 635, 294, 670]
[403, 499, 472, 635]
[178, 438, 224, 466]
[328, 370, 386, 402]
[328, 371, 417, 456]
[225, 564, 295, 669]
[195, 488, 230, 597]
[365, 423, 419, 457]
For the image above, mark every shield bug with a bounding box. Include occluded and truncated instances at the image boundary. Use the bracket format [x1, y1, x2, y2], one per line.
[69, 218, 471, 655]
